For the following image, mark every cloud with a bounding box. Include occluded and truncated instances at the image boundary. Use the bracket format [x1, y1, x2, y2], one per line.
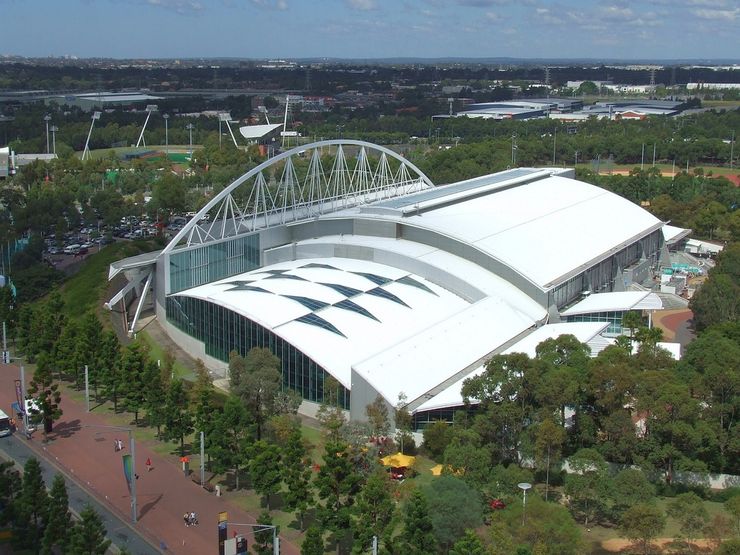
[457, 0, 510, 6]
[249, 0, 288, 10]
[345, 0, 377, 10]
[485, 11, 501, 21]
[692, 7, 738, 20]
[141, 0, 203, 14]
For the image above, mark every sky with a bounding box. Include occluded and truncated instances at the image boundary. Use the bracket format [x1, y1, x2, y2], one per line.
[1, 0, 738, 61]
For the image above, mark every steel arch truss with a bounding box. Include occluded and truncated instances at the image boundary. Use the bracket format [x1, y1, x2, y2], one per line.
[162, 140, 434, 253]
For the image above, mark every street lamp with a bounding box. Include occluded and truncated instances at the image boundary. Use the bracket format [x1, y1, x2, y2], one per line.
[518, 482, 532, 526]
[163, 114, 170, 157]
[228, 522, 280, 555]
[186, 123, 195, 158]
[86, 425, 137, 524]
[44, 114, 51, 154]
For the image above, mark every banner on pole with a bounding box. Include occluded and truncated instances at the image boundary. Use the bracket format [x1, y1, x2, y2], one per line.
[14, 380, 23, 413]
[122, 454, 133, 492]
[218, 511, 228, 555]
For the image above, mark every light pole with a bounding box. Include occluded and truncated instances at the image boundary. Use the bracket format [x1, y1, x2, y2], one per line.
[518, 482, 532, 526]
[186, 123, 195, 158]
[163, 114, 170, 157]
[511, 134, 518, 166]
[552, 126, 557, 165]
[50, 125, 58, 156]
[44, 114, 51, 154]
[85, 425, 137, 524]
[228, 522, 280, 555]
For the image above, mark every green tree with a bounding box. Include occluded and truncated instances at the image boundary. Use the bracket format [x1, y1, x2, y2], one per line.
[399, 489, 437, 555]
[13, 457, 48, 553]
[249, 440, 283, 511]
[41, 474, 71, 555]
[611, 469, 655, 515]
[144, 362, 167, 439]
[564, 448, 611, 526]
[27, 352, 62, 438]
[118, 342, 150, 424]
[422, 420, 453, 460]
[315, 440, 362, 549]
[351, 470, 395, 555]
[620, 503, 665, 555]
[301, 526, 325, 555]
[365, 395, 390, 438]
[316, 376, 346, 441]
[67, 504, 111, 555]
[252, 511, 276, 555]
[97, 330, 122, 411]
[667, 492, 709, 546]
[281, 427, 313, 530]
[443, 428, 491, 490]
[725, 494, 740, 536]
[715, 538, 740, 555]
[0, 461, 21, 525]
[425, 475, 483, 551]
[501, 496, 583, 555]
[449, 530, 487, 555]
[234, 347, 282, 441]
[533, 419, 564, 501]
[163, 379, 194, 456]
[209, 395, 252, 489]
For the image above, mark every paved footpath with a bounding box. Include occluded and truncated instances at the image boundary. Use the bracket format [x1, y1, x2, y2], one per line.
[0, 362, 300, 555]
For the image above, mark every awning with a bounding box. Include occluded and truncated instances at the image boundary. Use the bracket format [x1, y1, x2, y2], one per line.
[380, 452, 416, 468]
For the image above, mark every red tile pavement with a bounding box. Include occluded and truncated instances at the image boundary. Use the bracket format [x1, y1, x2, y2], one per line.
[1, 362, 300, 555]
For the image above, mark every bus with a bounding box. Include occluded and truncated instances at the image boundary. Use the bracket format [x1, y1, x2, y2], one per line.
[0, 408, 11, 437]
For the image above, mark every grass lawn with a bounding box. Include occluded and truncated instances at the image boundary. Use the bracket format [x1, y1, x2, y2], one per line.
[136, 330, 194, 381]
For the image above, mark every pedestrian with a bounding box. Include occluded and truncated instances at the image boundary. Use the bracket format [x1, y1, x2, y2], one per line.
[189, 511, 198, 526]
[146, 457, 152, 472]
[114, 438, 119, 452]
[118, 439, 124, 451]
[183, 513, 189, 527]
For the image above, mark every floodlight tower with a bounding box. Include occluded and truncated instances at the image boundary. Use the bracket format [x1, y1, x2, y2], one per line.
[448, 97, 454, 116]
[82, 111, 101, 161]
[136, 104, 158, 148]
[186, 123, 195, 158]
[50, 125, 58, 156]
[218, 112, 239, 149]
[43, 114, 51, 154]
[163, 114, 170, 157]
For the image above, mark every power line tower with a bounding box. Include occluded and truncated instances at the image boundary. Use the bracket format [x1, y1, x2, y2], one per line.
[649, 67, 656, 87]
[544, 66, 551, 87]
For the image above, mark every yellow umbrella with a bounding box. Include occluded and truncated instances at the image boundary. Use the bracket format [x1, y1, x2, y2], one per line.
[380, 452, 416, 468]
[430, 464, 444, 476]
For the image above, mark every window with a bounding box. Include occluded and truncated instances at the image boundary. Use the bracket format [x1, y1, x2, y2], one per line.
[319, 282, 362, 298]
[284, 295, 329, 311]
[225, 284, 271, 294]
[364, 287, 410, 307]
[295, 314, 346, 337]
[352, 272, 391, 286]
[265, 273, 308, 282]
[300, 263, 339, 271]
[334, 299, 380, 322]
[397, 275, 437, 295]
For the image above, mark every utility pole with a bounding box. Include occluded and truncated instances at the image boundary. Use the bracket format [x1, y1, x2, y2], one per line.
[200, 430, 205, 487]
[552, 126, 557, 165]
[44, 114, 51, 154]
[731, 130, 735, 169]
[641, 143, 645, 170]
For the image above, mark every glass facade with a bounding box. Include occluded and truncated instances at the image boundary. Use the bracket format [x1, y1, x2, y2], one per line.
[166, 295, 351, 409]
[168, 234, 260, 294]
[412, 406, 479, 431]
[565, 311, 627, 335]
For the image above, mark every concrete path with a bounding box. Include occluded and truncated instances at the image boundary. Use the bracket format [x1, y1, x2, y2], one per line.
[0, 362, 301, 555]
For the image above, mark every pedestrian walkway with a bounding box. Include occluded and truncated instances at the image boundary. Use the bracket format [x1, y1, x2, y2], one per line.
[0, 362, 300, 555]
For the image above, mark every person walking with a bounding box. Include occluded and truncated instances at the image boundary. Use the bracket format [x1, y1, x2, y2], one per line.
[146, 457, 153, 472]
[114, 438, 120, 452]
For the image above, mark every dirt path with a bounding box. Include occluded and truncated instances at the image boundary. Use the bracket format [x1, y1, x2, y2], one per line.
[1, 362, 300, 555]
[602, 537, 715, 552]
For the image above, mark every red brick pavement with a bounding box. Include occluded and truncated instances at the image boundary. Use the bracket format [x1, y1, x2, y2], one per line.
[1, 363, 300, 555]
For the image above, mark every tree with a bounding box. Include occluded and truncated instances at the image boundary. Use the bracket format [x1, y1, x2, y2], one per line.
[191, 359, 217, 440]
[351, 470, 395, 555]
[281, 427, 313, 529]
[118, 342, 150, 424]
[449, 530, 487, 555]
[533, 419, 564, 501]
[252, 511, 276, 555]
[442, 428, 491, 490]
[422, 420, 453, 460]
[715, 538, 740, 555]
[703, 513, 733, 552]
[234, 347, 282, 441]
[620, 503, 665, 555]
[317, 376, 346, 441]
[301, 526, 325, 555]
[144, 362, 167, 439]
[667, 492, 708, 547]
[726, 494, 740, 536]
[67, 504, 111, 555]
[315, 440, 363, 549]
[365, 395, 390, 438]
[500, 496, 583, 555]
[13, 458, 48, 552]
[399, 489, 437, 555]
[564, 448, 611, 526]
[27, 352, 62, 438]
[395, 392, 414, 455]
[249, 440, 283, 511]
[0, 460, 21, 526]
[425, 475, 483, 551]
[162, 379, 194, 456]
[209, 395, 252, 490]
[97, 330, 122, 412]
[41, 474, 71, 555]
[611, 469, 655, 514]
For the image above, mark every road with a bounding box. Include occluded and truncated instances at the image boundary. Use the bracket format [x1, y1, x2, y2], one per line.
[0, 435, 159, 554]
[0, 362, 301, 555]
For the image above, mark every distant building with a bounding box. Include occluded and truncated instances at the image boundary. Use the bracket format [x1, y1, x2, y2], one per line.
[47, 92, 163, 112]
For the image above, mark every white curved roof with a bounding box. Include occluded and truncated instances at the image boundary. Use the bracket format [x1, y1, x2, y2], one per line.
[173, 256, 544, 394]
[349, 172, 664, 290]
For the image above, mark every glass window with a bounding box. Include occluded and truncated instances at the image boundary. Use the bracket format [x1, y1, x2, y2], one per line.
[284, 295, 329, 311]
[319, 282, 362, 298]
[365, 287, 410, 307]
[295, 314, 347, 337]
[334, 299, 380, 322]
[351, 271, 391, 286]
[397, 275, 438, 296]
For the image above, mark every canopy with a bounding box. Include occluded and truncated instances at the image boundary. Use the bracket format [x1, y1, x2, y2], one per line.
[430, 464, 444, 476]
[380, 452, 416, 468]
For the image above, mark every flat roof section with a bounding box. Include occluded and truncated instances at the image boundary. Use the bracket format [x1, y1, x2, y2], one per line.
[561, 291, 663, 316]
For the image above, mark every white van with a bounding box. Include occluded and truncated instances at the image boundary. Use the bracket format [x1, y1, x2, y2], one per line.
[64, 244, 80, 255]
[0, 408, 11, 437]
